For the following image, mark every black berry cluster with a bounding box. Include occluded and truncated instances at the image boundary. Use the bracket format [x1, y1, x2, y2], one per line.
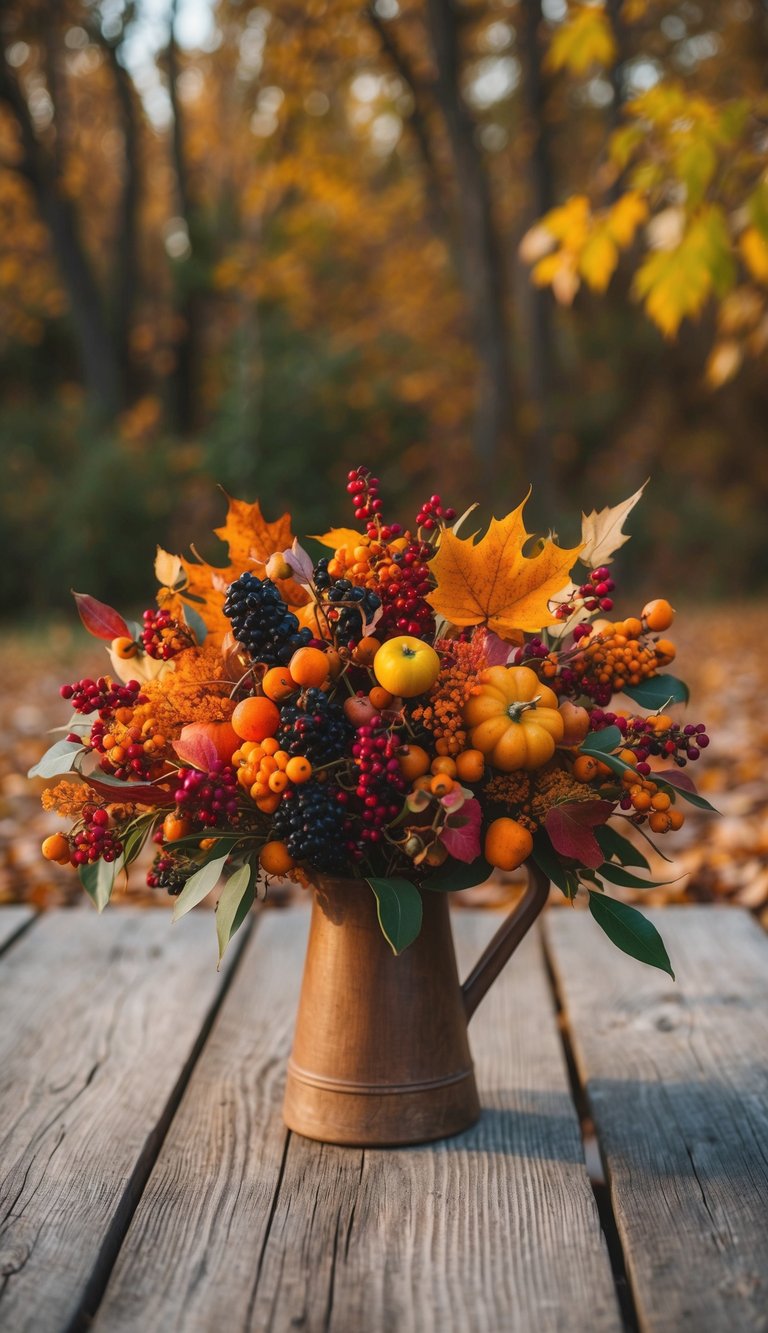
[271, 779, 349, 872]
[224, 573, 312, 665]
[276, 688, 352, 765]
[147, 851, 197, 894]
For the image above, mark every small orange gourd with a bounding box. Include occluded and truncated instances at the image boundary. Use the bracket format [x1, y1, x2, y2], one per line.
[463, 665, 564, 772]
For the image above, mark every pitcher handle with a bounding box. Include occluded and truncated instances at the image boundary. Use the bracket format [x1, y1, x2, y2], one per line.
[461, 860, 550, 1021]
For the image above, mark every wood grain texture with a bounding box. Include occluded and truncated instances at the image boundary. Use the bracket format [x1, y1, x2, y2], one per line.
[0, 907, 35, 955]
[0, 907, 246, 1333]
[546, 906, 768, 1333]
[97, 907, 621, 1333]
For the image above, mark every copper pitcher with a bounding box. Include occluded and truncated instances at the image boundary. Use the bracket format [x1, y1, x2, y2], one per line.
[283, 863, 550, 1146]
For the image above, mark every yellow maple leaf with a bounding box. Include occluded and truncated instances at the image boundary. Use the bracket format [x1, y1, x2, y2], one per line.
[426, 499, 582, 640]
[179, 495, 308, 643]
[311, 528, 364, 556]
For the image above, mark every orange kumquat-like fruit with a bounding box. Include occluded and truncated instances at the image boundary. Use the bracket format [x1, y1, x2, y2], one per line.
[455, 749, 485, 782]
[259, 840, 295, 876]
[431, 756, 458, 777]
[42, 833, 70, 864]
[285, 756, 313, 784]
[368, 686, 394, 711]
[398, 745, 431, 781]
[262, 666, 297, 702]
[289, 646, 330, 688]
[231, 695, 280, 743]
[642, 598, 675, 632]
[573, 755, 600, 783]
[430, 773, 455, 797]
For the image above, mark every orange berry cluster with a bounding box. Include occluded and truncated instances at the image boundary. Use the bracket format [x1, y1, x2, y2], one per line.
[328, 536, 410, 591]
[573, 624, 667, 697]
[619, 770, 685, 833]
[233, 739, 312, 813]
[411, 639, 486, 756]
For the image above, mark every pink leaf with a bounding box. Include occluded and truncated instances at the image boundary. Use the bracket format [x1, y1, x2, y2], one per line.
[283, 539, 315, 586]
[473, 628, 514, 667]
[72, 592, 130, 642]
[440, 797, 482, 863]
[173, 730, 219, 772]
[545, 799, 615, 869]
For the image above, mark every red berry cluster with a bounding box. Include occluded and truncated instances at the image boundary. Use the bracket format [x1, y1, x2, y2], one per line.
[555, 566, 615, 621]
[70, 805, 123, 866]
[351, 720, 407, 848]
[346, 467, 403, 542]
[623, 718, 710, 772]
[378, 538, 435, 638]
[416, 493, 456, 530]
[173, 763, 240, 827]
[141, 608, 193, 660]
[60, 676, 143, 717]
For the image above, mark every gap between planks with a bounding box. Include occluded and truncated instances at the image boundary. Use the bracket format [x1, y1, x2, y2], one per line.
[545, 906, 768, 1333]
[95, 907, 623, 1333]
[0, 906, 254, 1333]
[0, 906, 37, 957]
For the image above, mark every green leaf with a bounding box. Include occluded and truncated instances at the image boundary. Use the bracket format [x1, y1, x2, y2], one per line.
[182, 601, 208, 645]
[596, 825, 650, 870]
[532, 830, 570, 894]
[423, 857, 491, 893]
[172, 853, 229, 922]
[596, 862, 674, 889]
[655, 769, 719, 813]
[121, 817, 157, 868]
[580, 725, 623, 755]
[216, 863, 256, 966]
[366, 877, 423, 955]
[79, 855, 124, 913]
[588, 891, 674, 978]
[622, 675, 689, 709]
[28, 739, 83, 780]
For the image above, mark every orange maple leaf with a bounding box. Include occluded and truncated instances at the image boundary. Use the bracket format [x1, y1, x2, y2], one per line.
[178, 495, 308, 643]
[426, 499, 582, 639]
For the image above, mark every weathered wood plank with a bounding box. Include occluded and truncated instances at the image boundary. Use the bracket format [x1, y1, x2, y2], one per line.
[93, 909, 307, 1333]
[546, 905, 768, 1333]
[0, 907, 247, 1333]
[97, 907, 622, 1333]
[0, 907, 35, 956]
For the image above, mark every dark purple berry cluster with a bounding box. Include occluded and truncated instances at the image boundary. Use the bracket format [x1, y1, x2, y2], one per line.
[224, 573, 311, 665]
[271, 779, 349, 872]
[277, 688, 351, 765]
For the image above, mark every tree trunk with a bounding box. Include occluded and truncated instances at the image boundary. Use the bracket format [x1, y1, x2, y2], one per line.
[167, 0, 200, 433]
[516, 0, 557, 519]
[425, 0, 513, 499]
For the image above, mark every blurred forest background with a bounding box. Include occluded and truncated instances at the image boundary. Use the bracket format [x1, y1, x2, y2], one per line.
[1, 0, 768, 618]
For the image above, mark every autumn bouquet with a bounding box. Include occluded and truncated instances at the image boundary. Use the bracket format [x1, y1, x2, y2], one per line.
[33, 471, 714, 973]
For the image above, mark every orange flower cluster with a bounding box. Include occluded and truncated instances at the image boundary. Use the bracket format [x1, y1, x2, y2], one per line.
[530, 767, 594, 823]
[574, 631, 658, 693]
[41, 780, 93, 818]
[412, 638, 487, 756]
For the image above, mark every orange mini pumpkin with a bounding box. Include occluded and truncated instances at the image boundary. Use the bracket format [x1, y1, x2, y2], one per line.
[463, 665, 564, 772]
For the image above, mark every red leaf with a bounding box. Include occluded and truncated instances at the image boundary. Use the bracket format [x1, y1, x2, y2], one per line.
[173, 732, 219, 772]
[473, 628, 513, 667]
[440, 797, 482, 864]
[83, 775, 177, 805]
[73, 591, 131, 641]
[545, 799, 615, 869]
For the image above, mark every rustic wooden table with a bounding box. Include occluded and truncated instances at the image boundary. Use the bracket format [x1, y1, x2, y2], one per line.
[0, 902, 766, 1333]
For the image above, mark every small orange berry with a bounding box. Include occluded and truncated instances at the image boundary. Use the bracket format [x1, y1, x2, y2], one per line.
[285, 756, 312, 784]
[668, 808, 685, 830]
[369, 686, 394, 710]
[648, 811, 672, 833]
[398, 745, 431, 781]
[353, 636, 381, 666]
[42, 832, 70, 863]
[642, 598, 675, 632]
[430, 773, 455, 797]
[431, 756, 457, 777]
[112, 636, 139, 659]
[163, 814, 192, 842]
[259, 840, 295, 876]
[455, 749, 485, 782]
[268, 770, 289, 793]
